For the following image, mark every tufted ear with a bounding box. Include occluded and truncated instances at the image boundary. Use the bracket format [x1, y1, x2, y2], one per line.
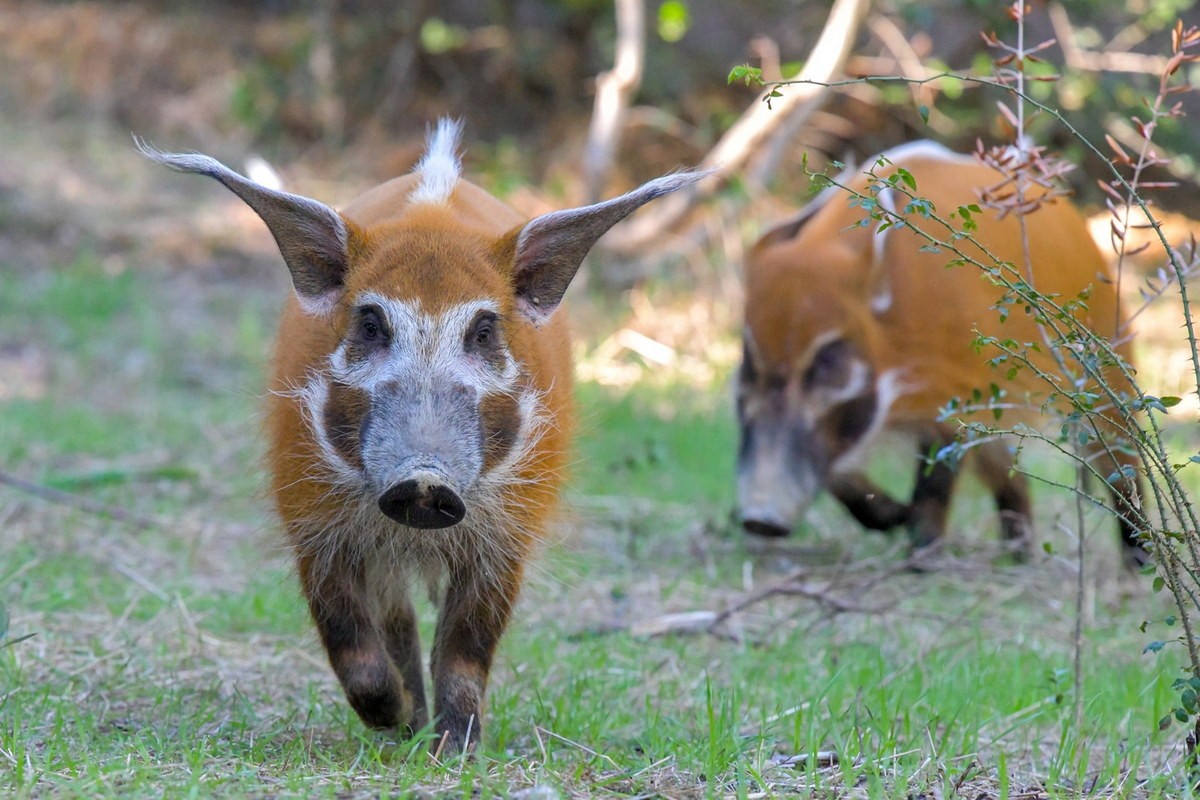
[506, 170, 708, 325]
[136, 138, 351, 317]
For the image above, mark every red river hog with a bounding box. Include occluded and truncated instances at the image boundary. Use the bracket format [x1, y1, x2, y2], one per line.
[736, 141, 1144, 565]
[141, 120, 702, 751]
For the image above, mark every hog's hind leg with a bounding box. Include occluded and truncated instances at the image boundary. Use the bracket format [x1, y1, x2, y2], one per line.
[973, 439, 1033, 559]
[906, 430, 959, 550]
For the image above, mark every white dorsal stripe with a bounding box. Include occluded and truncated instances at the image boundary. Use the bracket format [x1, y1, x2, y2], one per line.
[409, 118, 463, 205]
[869, 186, 898, 316]
[763, 140, 976, 242]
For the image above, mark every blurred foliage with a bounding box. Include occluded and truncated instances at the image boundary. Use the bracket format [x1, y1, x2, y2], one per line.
[0, 0, 1196, 209]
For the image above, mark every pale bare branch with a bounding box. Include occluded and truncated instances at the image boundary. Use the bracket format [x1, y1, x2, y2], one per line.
[583, 0, 645, 204]
[600, 0, 870, 254]
[1049, 2, 1170, 75]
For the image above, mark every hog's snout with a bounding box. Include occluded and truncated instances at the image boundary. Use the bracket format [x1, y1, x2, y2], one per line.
[378, 471, 466, 529]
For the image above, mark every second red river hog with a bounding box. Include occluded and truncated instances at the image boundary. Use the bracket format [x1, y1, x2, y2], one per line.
[736, 141, 1145, 566]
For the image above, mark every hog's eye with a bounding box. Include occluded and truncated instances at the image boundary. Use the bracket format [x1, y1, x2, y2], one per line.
[805, 339, 851, 388]
[358, 307, 388, 344]
[466, 311, 499, 352]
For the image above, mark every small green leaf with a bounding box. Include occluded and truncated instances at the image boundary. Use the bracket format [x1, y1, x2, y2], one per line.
[728, 64, 764, 87]
[657, 0, 691, 43]
[1160, 395, 1182, 408]
[1153, 576, 1166, 592]
[1144, 640, 1166, 654]
[918, 105, 930, 123]
[419, 17, 468, 54]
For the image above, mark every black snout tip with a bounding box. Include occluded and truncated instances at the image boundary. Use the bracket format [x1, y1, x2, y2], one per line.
[742, 518, 791, 538]
[378, 479, 466, 529]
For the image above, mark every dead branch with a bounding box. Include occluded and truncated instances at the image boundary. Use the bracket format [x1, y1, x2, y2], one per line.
[863, 13, 953, 133]
[308, 0, 343, 145]
[1049, 2, 1170, 76]
[0, 469, 161, 530]
[709, 550, 915, 629]
[583, 0, 645, 204]
[599, 0, 870, 255]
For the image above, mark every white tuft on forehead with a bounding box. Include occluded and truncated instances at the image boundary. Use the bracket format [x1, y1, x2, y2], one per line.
[409, 118, 463, 205]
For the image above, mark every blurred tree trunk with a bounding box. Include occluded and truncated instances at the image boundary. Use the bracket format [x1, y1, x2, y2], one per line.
[583, 0, 645, 204]
[309, 0, 344, 145]
[601, 0, 871, 255]
[375, 0, 432, 129]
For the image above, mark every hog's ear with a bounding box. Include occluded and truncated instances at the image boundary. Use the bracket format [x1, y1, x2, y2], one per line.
[136, 138, 351, 317]
[506, 170, 708, 325]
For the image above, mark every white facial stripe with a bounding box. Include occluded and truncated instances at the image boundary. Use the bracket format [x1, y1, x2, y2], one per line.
[295, 373, 363, 486]
[796, 330, 873, 421]
[332, 292, 519, 396]
[826, 359, 869, 404]
[478, 386, 551, 492]
[803, 329, 844, 362]
[830, 368, 908, 473]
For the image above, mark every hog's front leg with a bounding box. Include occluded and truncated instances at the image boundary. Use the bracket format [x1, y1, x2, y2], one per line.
[298, 555, 415, 731]
[382, 592, 430, 735]
[429, 554, 523, 754]
[828, 471, 909, 531]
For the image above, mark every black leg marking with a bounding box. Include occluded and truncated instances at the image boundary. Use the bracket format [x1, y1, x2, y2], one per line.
[907, 433, 958, 549]
[829, 471, 909, 531]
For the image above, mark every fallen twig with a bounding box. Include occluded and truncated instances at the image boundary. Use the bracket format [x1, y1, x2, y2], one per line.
[709, 548, 926, 631]
[0, 468, 161, 530]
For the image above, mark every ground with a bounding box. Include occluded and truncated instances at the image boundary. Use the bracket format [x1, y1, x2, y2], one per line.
[1, 111, 1199, 798]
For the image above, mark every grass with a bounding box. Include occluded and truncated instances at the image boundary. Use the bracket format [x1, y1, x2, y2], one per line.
[1, 255, 1197, 798]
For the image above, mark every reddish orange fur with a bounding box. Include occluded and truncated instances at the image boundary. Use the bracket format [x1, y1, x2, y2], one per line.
[742, 146, 1144, 559]
[264, 174, 576, 751]
[142, 124, 702, 752]
[747, 154, 1133, 418]
[266, 176, 574, 557]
